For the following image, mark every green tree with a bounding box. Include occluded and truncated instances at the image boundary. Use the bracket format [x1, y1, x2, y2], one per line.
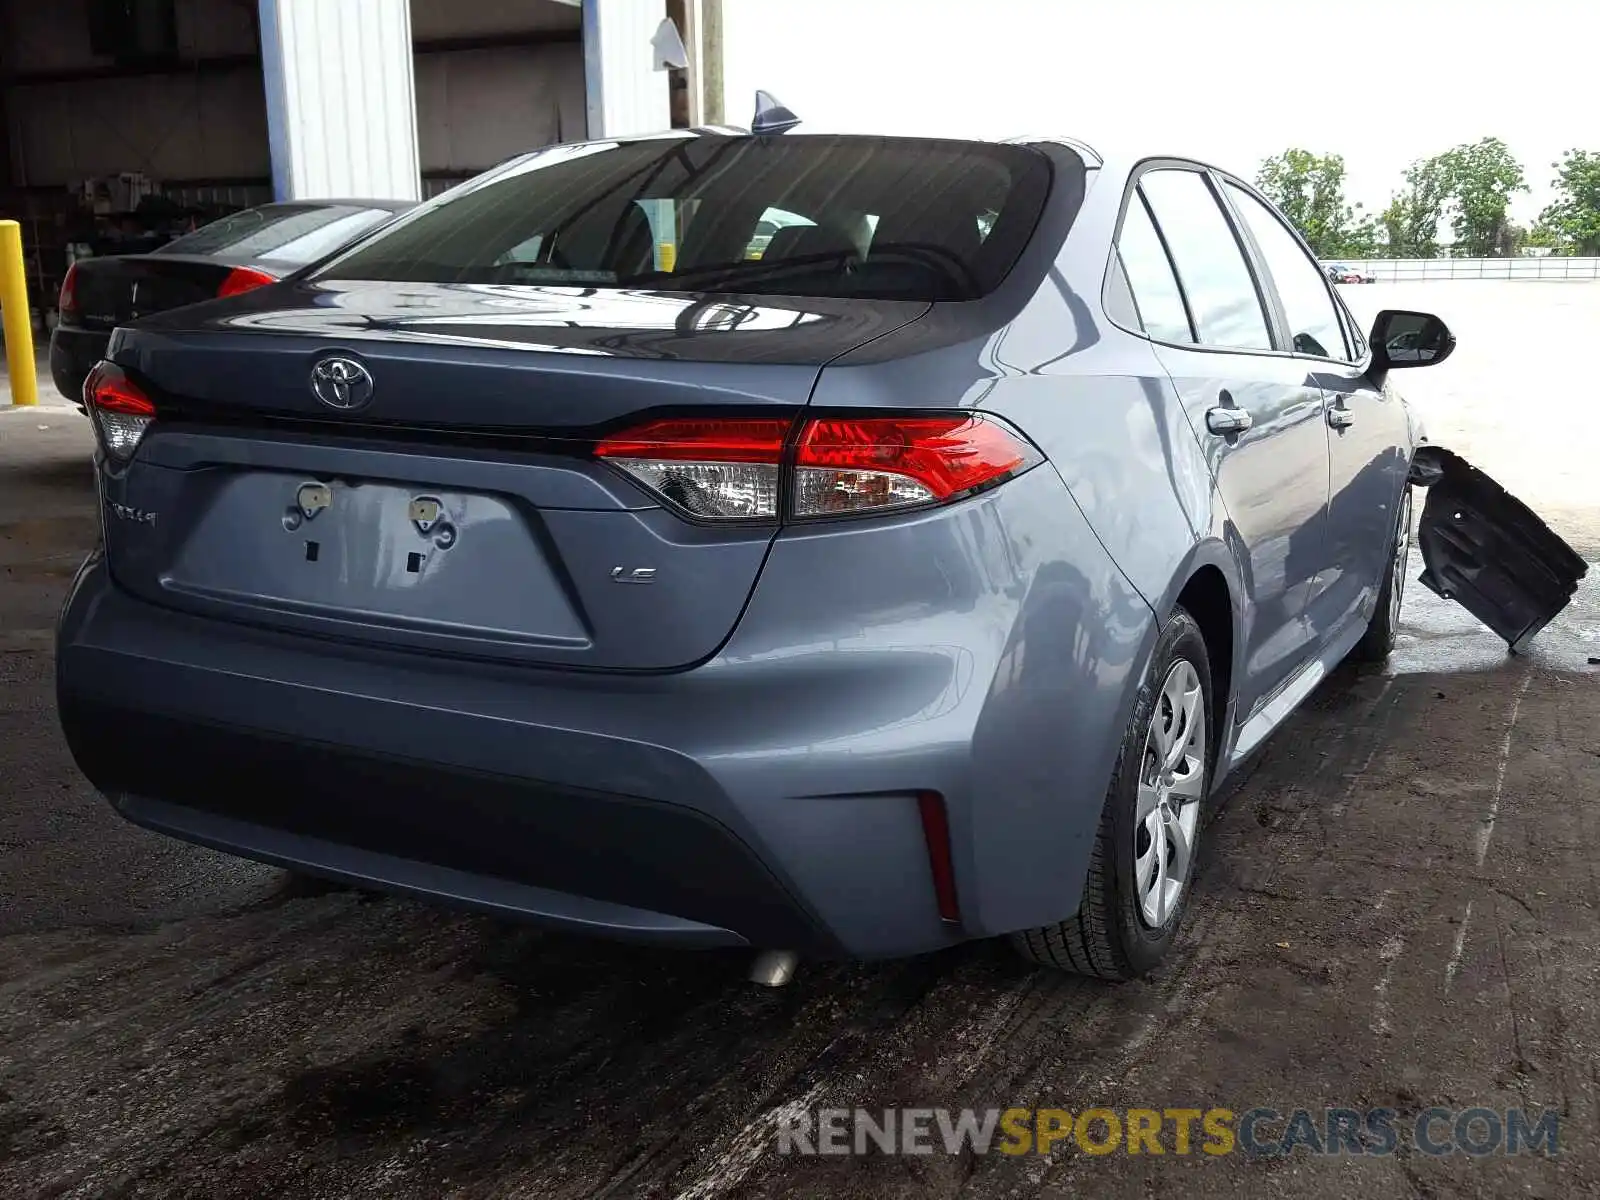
[1254, 149, 1376, 257]
[1381, 158, 1449, 258]
[1496, 220, 1529, 257]
[1524, 219, 1565, 254]
[1434, 137, 1527, 256]
[1537, 149, 1600, 256]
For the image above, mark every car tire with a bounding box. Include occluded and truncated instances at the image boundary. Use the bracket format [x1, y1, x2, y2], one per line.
[1012, 606, 1212, 979]
[1350, 485, 1412, 664]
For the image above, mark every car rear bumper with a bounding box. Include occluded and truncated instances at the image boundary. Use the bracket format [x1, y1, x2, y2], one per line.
[49, 324, 110, 404]
[58, 562, 888, 955]
[77, 696, 816, 951]
[57, 466, 1155, 958]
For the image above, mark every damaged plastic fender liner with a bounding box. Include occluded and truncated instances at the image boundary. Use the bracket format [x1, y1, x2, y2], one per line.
[1410, 447, 1588, 653]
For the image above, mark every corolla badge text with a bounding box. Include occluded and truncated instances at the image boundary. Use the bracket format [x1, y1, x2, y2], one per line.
[108, 501, 158, 526]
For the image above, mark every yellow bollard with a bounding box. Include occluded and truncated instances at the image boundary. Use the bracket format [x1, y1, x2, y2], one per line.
[0, 219, 39, 407]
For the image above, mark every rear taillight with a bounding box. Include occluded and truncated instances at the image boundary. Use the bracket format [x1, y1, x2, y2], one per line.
[84, 361, 156, 462]
[58, 263, 79, 324]
[217, 266, 277, 298]
[794, 416, 1038, 517]
[594, 418, 790, 519]
[594, 414, 1040, 521]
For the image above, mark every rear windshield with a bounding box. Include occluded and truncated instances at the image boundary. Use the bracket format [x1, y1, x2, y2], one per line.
[311, 136, 1054, 301]
[157, 204, 399, 265]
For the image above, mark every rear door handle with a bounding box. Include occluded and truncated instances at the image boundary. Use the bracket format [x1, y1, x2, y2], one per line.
[1327, 407, 1355, 429]
[1205, 406, 1253, 435]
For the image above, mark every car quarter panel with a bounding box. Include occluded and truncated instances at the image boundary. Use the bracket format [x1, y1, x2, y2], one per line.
[815, 153, 1244, 732]
[814, 159, 1220, 615]
[730, 463, 1155, 940]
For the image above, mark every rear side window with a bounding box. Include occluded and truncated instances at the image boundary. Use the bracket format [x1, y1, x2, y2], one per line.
[313, 135, 1057, 301]
[1138, 169, 1272, 351]
[1223, 182, 1348, 360]
[1114, 193, 1193, 343]
[157, 204, 398, 265]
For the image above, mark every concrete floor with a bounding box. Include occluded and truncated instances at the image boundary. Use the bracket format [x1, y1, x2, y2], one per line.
[0, 337, 56, 412]
[1, 285, 1596, 1198]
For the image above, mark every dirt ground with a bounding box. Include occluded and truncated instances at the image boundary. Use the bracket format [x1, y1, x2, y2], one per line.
[2, 284, 1597, 1198]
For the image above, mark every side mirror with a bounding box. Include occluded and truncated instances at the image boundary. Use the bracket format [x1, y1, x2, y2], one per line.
[1370, 309, 1455, 370]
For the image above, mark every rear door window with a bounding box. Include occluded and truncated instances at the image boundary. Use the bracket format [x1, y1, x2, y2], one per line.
[313, 135, 1058, 301]
[1138, 169, 1273, 351]
[1223, 181, 1349, 360]
[1114, 192, 1194, 343]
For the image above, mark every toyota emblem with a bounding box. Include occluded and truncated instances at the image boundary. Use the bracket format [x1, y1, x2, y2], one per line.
[309, 355, 374, 411]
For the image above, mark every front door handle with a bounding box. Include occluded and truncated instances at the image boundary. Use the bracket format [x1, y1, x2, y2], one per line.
[1205, 406, 1253, 435]
[1327, 406, 1355, 430]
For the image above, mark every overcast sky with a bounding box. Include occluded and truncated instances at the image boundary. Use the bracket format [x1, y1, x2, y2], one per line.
[724, 0, 1596, 224]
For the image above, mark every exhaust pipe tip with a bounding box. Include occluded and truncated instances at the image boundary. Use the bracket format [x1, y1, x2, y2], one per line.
[749, 949, 799, 987]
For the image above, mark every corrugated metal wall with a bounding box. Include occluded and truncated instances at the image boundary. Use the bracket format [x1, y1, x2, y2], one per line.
[1, 0, 589, 194]
[1, 0, 677, 200]
[582, 0, 671, 138]
[259, 0, 422, 201]
[415, 44, 586, 174]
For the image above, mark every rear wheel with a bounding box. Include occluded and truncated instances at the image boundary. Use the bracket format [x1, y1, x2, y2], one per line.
[1350, 485, 1412, 663]
[1012, 607, 1212, 979]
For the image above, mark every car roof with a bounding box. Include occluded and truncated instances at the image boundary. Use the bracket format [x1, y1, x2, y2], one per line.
[255, 199, 415, 212]
[532, 128, 1337, 185]
[508, 127, 1106, 169]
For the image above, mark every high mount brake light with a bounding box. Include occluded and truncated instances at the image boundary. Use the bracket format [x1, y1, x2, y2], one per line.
[217, 266, 277, 298]
[84, 362, 156, 462]
[595, 414, 1039, 521]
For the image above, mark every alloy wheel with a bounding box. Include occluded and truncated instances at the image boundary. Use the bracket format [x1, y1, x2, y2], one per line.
[1134, 659, 1206, 928]
[1390, 489, 1412, 632]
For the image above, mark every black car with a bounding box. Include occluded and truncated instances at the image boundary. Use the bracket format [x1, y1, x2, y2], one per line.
[50, 200, 411, 403]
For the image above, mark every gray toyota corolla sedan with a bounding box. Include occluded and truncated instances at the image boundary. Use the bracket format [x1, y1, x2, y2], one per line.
[58, 130, 1494, 979]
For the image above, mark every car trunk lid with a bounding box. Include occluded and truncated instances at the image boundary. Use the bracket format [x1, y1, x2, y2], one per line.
[64, 254, 255, 330]
[101, 281, 928, 671]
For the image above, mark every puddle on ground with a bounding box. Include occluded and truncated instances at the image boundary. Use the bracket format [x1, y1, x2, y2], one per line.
[1390, 565, 1598, 675]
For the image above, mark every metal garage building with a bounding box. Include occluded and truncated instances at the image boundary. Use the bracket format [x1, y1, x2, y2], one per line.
[0, 0, 706, 329]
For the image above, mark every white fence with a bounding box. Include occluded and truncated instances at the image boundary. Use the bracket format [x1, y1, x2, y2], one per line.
[1324, 258, 1600, 282]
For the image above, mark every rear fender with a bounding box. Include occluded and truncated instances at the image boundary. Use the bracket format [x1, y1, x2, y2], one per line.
[1147, 536, 1250, 783]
